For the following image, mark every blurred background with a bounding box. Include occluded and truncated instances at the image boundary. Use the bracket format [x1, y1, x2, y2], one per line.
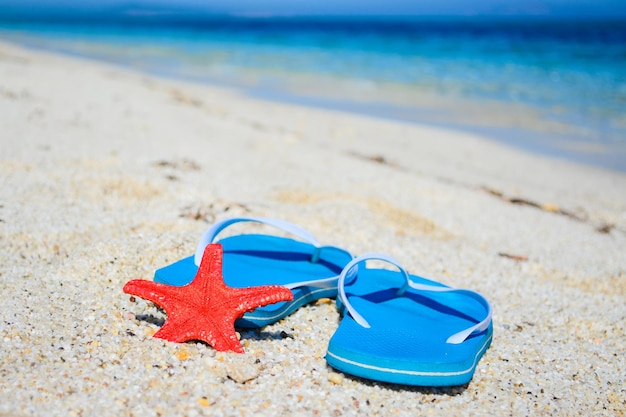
[1, 0, 625, 171]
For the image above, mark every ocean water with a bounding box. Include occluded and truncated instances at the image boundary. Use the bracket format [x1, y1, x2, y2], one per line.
[1, 17, 625, 171]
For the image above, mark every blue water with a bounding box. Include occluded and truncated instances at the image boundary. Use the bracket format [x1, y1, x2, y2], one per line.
[1, 17, 626, 171]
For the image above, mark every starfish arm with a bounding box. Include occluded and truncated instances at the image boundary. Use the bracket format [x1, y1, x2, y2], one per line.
[191, 244, 223, 297]
[153, 315, 198, 343]
[229, 285, 294, 315]
[202, 324, 245, 354]
[154, 313, 245, 353]
[123, 279, 189, 314]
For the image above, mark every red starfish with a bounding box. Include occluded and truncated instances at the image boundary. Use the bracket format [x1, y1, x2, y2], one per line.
[123, 243, 293, 353]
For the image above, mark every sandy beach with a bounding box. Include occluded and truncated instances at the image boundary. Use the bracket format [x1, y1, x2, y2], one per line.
[1, 39, 625, 416]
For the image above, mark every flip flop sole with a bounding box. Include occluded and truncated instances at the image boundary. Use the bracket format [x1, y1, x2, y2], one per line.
[327, 326, 492, 386]
[155, 234, 351, 328]
[326, 268, 492, 386]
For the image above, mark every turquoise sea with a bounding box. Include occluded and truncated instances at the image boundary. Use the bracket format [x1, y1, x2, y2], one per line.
[1, 17, 625, 171]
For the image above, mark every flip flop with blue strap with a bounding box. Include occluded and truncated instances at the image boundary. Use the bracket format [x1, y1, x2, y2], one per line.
[326, 253, 493, 387]
[154, 217, 353, 328]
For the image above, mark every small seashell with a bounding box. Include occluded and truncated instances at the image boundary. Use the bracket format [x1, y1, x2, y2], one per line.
[329, 372, 344, 385]
[226, 360, 261, 384]
[175, 348, 190, 361]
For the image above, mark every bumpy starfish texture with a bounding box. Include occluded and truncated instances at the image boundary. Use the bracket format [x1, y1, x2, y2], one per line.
[123, 243, 293, 353]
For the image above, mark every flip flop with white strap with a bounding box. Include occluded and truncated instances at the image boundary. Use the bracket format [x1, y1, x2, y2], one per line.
[154, 217, 354, 328]
[326, 253, 493, 387]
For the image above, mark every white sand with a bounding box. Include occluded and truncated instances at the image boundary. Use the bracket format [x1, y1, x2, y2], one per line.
[1, 40, 625, 416]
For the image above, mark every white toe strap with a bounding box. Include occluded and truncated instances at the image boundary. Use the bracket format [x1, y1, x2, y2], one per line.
[194, 217, 322, 266]
[194, 217, 352, 291]
[338, 253, 492, 344]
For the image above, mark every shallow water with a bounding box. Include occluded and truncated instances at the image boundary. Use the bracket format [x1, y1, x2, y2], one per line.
[1, 17, 625, 171]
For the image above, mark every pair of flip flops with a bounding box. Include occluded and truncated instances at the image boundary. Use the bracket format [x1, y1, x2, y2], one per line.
[152, 217, 492, 387]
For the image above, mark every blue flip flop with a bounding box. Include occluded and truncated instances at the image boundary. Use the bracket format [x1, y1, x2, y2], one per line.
[326, 253, 493, 387]
[154, 217, 353, 328]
